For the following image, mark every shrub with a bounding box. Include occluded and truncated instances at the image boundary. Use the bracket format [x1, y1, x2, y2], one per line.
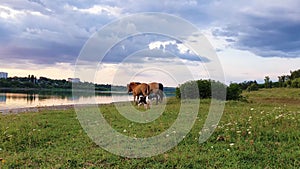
[291, 78, 300, 88]
[226, 83, 242, 100]
[178, 80, 199, 99]
[176, 79, 240, 100]
[246, 83, 259, 92]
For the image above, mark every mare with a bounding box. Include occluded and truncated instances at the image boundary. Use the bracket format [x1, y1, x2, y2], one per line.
[127, 82, 150, 104]
[148, 82, 164, 104]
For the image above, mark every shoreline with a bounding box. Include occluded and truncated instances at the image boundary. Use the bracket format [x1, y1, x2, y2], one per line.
[0, 101, 133, 115]
[0, 104, 77, 114]
[0, 104, 106, 115]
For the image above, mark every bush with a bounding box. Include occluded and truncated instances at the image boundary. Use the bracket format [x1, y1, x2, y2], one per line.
[291, 78, 300, 88]
[176, 79, 240, 100]
[246, 83, 259, 92]
[227, 83, 242, 100]
[197, 80, 211, 99]
[178, 80, 199, 99]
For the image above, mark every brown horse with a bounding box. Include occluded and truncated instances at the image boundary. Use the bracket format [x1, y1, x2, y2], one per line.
[127, 82, 150, 104]
[148, 82, 164, 104]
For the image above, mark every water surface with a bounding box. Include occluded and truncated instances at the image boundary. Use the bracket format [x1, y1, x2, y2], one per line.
[0, 91, 131, 110]
[0, 90, 175, 110]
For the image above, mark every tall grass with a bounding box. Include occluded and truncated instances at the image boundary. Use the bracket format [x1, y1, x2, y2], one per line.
[0, 88, 299, 168]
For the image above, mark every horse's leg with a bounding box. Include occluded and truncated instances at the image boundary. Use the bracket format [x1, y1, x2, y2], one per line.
[159, 90, 163, 103]
[155, 94, 158, 105]
[133, 94, 137, 105]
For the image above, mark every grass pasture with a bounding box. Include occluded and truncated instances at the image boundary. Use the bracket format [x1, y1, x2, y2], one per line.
[0, 88, 299, 168]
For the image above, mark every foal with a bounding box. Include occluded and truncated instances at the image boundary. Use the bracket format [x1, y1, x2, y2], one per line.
[138, 96, 150, 109]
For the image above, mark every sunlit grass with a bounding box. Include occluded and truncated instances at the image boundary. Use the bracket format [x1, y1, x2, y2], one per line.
[0, 89, 299, 168]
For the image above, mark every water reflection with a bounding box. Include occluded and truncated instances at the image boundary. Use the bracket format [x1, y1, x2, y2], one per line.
[0, 89, 175, 110]
[0, 90, 132, 110]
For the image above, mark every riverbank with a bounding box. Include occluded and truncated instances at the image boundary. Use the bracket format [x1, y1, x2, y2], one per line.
[0, 104, 76, 114]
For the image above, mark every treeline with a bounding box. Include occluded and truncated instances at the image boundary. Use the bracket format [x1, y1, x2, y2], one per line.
[0, 75, 123, 91]
[176, 69, 300, 100]
[239, 69, 300, 91]
[266, 69, 300, 88]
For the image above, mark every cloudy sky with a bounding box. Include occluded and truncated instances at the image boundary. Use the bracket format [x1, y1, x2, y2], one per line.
[0, 0, 300, 86]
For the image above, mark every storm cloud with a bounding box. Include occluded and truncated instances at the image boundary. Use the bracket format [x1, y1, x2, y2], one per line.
[0, 0, 299, 69]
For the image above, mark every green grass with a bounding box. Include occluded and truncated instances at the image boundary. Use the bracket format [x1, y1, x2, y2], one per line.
[0, 88, 299, 168]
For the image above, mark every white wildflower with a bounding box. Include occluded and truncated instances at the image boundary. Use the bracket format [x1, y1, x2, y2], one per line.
[226, 122, 232, 126]
[275, 114, 283, 119]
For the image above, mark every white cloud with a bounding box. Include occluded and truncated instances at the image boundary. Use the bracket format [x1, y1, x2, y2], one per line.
[0, 5, 23, 19]
[64, 4, 122, 17]
[177, 43, 192, 54]
[0, 4, 47, 20]
[148, 40, 194, 55]
[149, 40, 175, 50]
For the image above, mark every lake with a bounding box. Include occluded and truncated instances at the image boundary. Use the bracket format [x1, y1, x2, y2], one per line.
[0, 90, 175, 110]
[0, 91, 131, 110]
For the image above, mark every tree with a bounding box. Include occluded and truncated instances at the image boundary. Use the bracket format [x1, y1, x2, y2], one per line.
[247, 83, 259, 92]
[197, 80, 211, 99]
[30, 75, 36, 84]
[178, 80, 199, 99]
[278, 75, 285, 87]
[290, 69, 300, 80]
[175, 87, 180, 98]
[227, 83, 242, 100]
[264, 76, 272, 88]
[291, 78, 300, 88]
[176, 79, 240, 100]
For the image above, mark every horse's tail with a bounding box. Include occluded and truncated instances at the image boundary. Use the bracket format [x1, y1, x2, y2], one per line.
[158, 83, 164, 102]
[147, 84, 150, 95]
[159, 83, 163, 91]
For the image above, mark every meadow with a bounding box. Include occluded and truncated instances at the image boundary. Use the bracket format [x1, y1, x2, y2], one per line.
[0, 88, 299, 168]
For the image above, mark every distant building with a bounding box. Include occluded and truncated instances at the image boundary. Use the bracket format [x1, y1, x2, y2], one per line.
[0, 72, 8, 79]
[68, 78, 80, 83]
